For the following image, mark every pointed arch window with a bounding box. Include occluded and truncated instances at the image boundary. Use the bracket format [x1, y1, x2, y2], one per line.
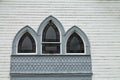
[67, 32, 84, 53]
[18, 32, 36, 53]
[42, 20, 60, 54]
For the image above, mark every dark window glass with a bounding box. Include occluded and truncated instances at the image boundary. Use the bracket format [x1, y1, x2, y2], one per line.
[18, 32, 36, 53]
[67, 33, 84, 53]
[42, 44, 60, 54]
[42, 20, 60, 42]
[42, 20, 60, 54]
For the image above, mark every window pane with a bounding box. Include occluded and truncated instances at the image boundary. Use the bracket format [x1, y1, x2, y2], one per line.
[70, 36, 80, 51]
[21, 36, 32, 50]
[46, 26, 56, 40]
[42, 44, 60, 54]
[42, 20, 60, 42]
[18, 32, 36, 53]
[67, 33, 84, 53]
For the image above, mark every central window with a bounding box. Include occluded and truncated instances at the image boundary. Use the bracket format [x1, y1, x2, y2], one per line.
[42, 20, 60, 54]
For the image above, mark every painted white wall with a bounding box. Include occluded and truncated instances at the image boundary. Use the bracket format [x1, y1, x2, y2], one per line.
[0, 0, 120, 80]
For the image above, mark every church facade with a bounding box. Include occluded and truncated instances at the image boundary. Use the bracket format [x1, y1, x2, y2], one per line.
[0, 0, 120, 80]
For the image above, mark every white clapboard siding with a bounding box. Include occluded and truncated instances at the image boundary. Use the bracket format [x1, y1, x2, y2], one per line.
[0, 0, 120, 80]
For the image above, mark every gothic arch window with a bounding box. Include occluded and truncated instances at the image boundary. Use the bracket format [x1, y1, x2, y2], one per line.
[67, 32, 84, 53]
[12, 25, 37, 55]
[42, 20, 60, 54]
[65, 26, 90, 55]
[18, 32, 36, 53]
[37, 15, 65, 55]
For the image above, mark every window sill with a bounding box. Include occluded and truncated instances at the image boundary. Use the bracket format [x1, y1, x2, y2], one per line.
[16, 53, 37, 55]
[12, 53, 90, 56]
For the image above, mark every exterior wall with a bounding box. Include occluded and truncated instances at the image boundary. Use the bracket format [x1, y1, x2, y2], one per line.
[0, 0, 120, 80]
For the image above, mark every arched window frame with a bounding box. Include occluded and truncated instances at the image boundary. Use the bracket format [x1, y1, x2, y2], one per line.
[12, 25, 38, 55]
[64, 26, 90, 55]
[37, 16, 65, 55]
[12, 16, 90, 55]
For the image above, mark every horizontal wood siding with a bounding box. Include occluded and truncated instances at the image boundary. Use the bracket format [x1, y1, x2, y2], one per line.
[0, 0, 120, 80]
